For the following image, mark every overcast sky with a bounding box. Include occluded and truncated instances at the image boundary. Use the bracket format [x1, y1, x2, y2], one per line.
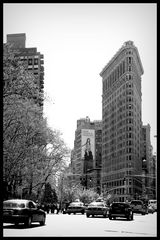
[3, 3, 157, 153]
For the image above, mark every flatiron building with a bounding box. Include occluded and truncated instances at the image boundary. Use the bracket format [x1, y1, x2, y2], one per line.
[100, 41, 144, 202]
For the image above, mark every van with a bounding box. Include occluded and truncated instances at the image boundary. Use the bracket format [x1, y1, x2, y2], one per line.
[148, 200, 157, 211]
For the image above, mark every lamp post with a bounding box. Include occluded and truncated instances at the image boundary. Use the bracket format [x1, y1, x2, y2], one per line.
[142, 159, 146, 199]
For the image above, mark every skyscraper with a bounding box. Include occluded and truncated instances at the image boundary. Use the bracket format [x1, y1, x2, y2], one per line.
[6, 33, 44, 109]
[71, 116, 102, 193]
[100, 41, 144, 202]
[141, 124, 155, 199]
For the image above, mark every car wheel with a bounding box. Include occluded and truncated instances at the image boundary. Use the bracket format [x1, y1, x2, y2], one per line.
[86, 214, 90, 218]
[128, 211, 133, 221]
[92, 215, 94, 217]
[127, 214, 131, 221]
[25, 216, 32, 227]
[103, 214, 107, 218]
[40, 215, 45, 226]
[109, 216, 112, 220]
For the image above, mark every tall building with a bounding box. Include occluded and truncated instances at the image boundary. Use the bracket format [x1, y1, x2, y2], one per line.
[149, 154, 156, 199]
[100, 41, 144, 202]
[71, 116, 102, 193]
[6, 33, 44, 109]
[141, 124, 156, 199]
[86, 120, 102, 194]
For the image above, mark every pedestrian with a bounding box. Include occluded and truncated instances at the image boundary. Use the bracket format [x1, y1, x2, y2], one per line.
[51, 203, 55, 214]
[56, 203, 60, 214]
[46, 204, 50, 214]
[62, 203, 66, 214]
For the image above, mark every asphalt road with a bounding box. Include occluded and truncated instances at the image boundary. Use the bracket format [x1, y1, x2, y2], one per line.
[3, 212, 157, 237]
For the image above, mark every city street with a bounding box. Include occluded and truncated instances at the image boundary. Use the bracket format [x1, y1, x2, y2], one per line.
[3, 212, 157, 237]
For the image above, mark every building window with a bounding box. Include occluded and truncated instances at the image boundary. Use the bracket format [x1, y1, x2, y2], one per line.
[128, 57, 132, 64]
[120, 63, 122, 76]
[122, 61, 125, 74]
[34, 58, 38, 65]
[28, 59, 32, 65]
[129, 74, 132, 80]
[128, 65, 132, 72]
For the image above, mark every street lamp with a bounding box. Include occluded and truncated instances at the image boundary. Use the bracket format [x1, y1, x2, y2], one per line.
[142, 159, 146, 199]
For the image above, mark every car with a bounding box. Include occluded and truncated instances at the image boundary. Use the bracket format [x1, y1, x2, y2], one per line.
[108, 202, 134, 221]
[148, 204, 155, 214]
[130, 200, 147, 215]
[3, 199, 46, 227]
[86, 201, 109, 218]
[65, 201, 85, 215]
[148, 199, 157, 212]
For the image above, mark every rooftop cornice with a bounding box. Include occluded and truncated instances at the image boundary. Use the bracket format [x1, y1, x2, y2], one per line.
[100, 41, 144, 77]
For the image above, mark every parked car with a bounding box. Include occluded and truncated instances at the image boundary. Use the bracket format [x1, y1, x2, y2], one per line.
[148, 204, 155, 214]
[148, 199, 157, 212]
[130, 200, 147, 215]
[3, 199, 46, 227]
[65, 201, 85, 215]
[86, 201, 109, 218]
[108, 202, 134, 221]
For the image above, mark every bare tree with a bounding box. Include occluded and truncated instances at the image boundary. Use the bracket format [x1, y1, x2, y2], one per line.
[3, 43, 70, 200]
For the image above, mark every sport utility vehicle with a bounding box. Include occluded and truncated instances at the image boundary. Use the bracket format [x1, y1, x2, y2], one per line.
[130, 200, 147, 215]
[108, 202, 133, 221]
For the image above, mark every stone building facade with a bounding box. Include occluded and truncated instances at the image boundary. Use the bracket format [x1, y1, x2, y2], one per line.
[100, 41, 144, 201]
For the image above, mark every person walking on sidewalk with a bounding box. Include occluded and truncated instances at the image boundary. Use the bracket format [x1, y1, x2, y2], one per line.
[56, 203, 60, 214]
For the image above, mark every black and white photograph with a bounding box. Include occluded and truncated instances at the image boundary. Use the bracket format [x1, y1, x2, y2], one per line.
[3, 3, 157, 237]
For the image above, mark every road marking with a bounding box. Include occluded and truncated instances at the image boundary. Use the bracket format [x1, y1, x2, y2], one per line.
[121, 231, 155, 236]
[104, 229, 155, 236]
[104, 230, 118, 232]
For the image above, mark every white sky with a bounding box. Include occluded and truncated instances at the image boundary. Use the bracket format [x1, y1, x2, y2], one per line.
[3, 3, 157, 153]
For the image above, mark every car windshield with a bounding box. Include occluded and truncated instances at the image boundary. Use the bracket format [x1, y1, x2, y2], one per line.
[131, 201, 142, 205]
[89, 202, 105, 207]
[70, 202, 83, 207]
[3, 202, 26, 208]
[149, 200, 156, 204]
[112, 203, 128, 208]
